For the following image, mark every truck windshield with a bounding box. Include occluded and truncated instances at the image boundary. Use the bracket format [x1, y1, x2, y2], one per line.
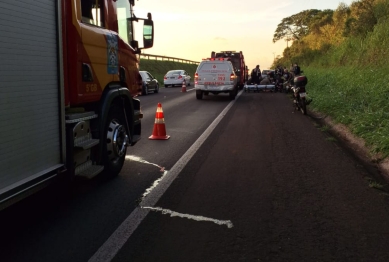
[215, 53, 241, 70]
[116, 0, 133, 44]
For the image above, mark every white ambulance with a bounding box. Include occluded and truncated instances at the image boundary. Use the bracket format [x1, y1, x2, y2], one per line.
[194, 58, 238, 100]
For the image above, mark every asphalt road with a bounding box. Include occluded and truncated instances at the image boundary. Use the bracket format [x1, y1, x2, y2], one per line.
[2, 87, 389, 262]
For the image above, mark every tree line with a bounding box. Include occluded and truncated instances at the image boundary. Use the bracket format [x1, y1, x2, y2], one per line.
[272, 0, 389, 68]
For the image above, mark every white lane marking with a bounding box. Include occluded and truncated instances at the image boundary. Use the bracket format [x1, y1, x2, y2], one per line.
[142, 206, 234, 228]
[89, 90, 243, 262]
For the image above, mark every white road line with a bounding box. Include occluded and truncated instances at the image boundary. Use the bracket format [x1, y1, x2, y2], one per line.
[88, 90, 243, 262]
[142, 206, 234, 228]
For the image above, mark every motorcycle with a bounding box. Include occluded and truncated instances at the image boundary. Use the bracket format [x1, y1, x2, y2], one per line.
[284, 80, 292, 94]
[291, 75, 308, 115]
[275, 79, 284, 93]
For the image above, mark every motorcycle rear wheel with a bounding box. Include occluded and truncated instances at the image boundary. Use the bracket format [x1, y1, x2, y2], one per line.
[300, 98, 307, 115]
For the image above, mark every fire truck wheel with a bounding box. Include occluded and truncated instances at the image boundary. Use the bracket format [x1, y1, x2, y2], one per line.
[103, 104, 128, 177]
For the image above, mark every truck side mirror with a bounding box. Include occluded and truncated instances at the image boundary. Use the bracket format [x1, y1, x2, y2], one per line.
[143, 19, 154, 49]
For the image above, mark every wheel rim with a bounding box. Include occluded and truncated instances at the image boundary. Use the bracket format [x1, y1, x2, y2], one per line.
[107, 120, 128, 161]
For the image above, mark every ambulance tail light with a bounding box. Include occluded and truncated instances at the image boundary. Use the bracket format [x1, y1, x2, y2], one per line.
[195, 73, 198, 84]
[178, 75, 182, 79]
[230, 73, 235, 81]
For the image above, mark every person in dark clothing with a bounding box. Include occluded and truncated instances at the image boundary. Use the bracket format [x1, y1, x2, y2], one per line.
[293, 63, 301, 76]
[251, 65, 261, 84]
[282, 69, 293, 90]
[267, 70, 275, 83]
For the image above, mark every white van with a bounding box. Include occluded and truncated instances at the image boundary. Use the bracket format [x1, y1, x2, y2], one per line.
[194, 58, 238, 100]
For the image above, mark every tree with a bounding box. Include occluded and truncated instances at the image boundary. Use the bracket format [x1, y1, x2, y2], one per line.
[272, 9, 322, 43]
[344, 0, 377, 37]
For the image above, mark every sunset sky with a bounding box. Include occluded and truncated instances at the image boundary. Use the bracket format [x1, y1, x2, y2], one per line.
[134, 0, 353, 70]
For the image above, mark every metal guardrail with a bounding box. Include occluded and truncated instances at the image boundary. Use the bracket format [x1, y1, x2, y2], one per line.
[140, 53, 199, 65]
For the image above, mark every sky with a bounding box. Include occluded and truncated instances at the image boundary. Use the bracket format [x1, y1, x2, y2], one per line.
[134, 0, 354, 70]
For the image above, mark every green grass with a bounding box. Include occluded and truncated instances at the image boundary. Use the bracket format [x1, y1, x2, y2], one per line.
[304, 64, 389, 157]
[319, 125, 330, 132]
[369, 180, 385, 190]
[326, 137, 337, 142]
[139, 59, 198, 85]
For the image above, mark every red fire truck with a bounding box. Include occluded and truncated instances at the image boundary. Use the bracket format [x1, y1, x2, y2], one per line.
[211, 51, 246, 89]
[0, 0, 154, 209]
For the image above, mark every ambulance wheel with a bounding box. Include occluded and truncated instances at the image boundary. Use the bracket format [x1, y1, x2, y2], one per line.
[196, 91, 203, 100]
[102, 104, 128, 177]
[204, 91, 209, 96]
[229, 90, 236, 100]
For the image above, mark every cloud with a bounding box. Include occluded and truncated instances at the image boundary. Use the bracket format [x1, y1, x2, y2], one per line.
[213, 37, 227, 41]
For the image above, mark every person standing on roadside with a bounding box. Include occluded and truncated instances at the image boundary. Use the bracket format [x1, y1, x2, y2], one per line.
[289, 63, 295, 77]
[251, 65, 261, 84]
[293, 63, 301, 76]
[282, 69, 293, 91]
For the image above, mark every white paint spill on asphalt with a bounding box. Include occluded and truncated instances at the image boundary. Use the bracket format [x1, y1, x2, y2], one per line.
[141, 170, 169, 200]
[126, 156, 232, 226]
[89, 90, 243, 262]
[142, 206, 234, 229]
[125, 155, 168, 201]
[125, 155, 165, 171]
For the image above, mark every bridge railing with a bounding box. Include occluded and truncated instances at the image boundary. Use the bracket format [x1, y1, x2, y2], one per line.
[140, 53, 199, 65]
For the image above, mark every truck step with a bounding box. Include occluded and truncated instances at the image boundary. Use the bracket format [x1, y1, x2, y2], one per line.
[74, 138, 99, 150]
[75, 160, 104, 179]
[66, 112, 98, 124]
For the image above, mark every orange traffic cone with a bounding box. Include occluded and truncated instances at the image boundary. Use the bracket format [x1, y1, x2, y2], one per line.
[181, 80, 187, 92]
[149, 103, 170, 140]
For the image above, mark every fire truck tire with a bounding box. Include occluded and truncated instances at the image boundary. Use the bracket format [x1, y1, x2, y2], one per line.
[102, 104, 128, 177]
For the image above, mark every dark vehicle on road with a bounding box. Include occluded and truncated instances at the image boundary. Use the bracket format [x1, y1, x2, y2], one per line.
[140, 71, 159, 95]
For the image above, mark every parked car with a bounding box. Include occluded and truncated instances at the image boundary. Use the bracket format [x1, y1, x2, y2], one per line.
[164, 70, 191, 87]
[139, 71, 159, 95]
